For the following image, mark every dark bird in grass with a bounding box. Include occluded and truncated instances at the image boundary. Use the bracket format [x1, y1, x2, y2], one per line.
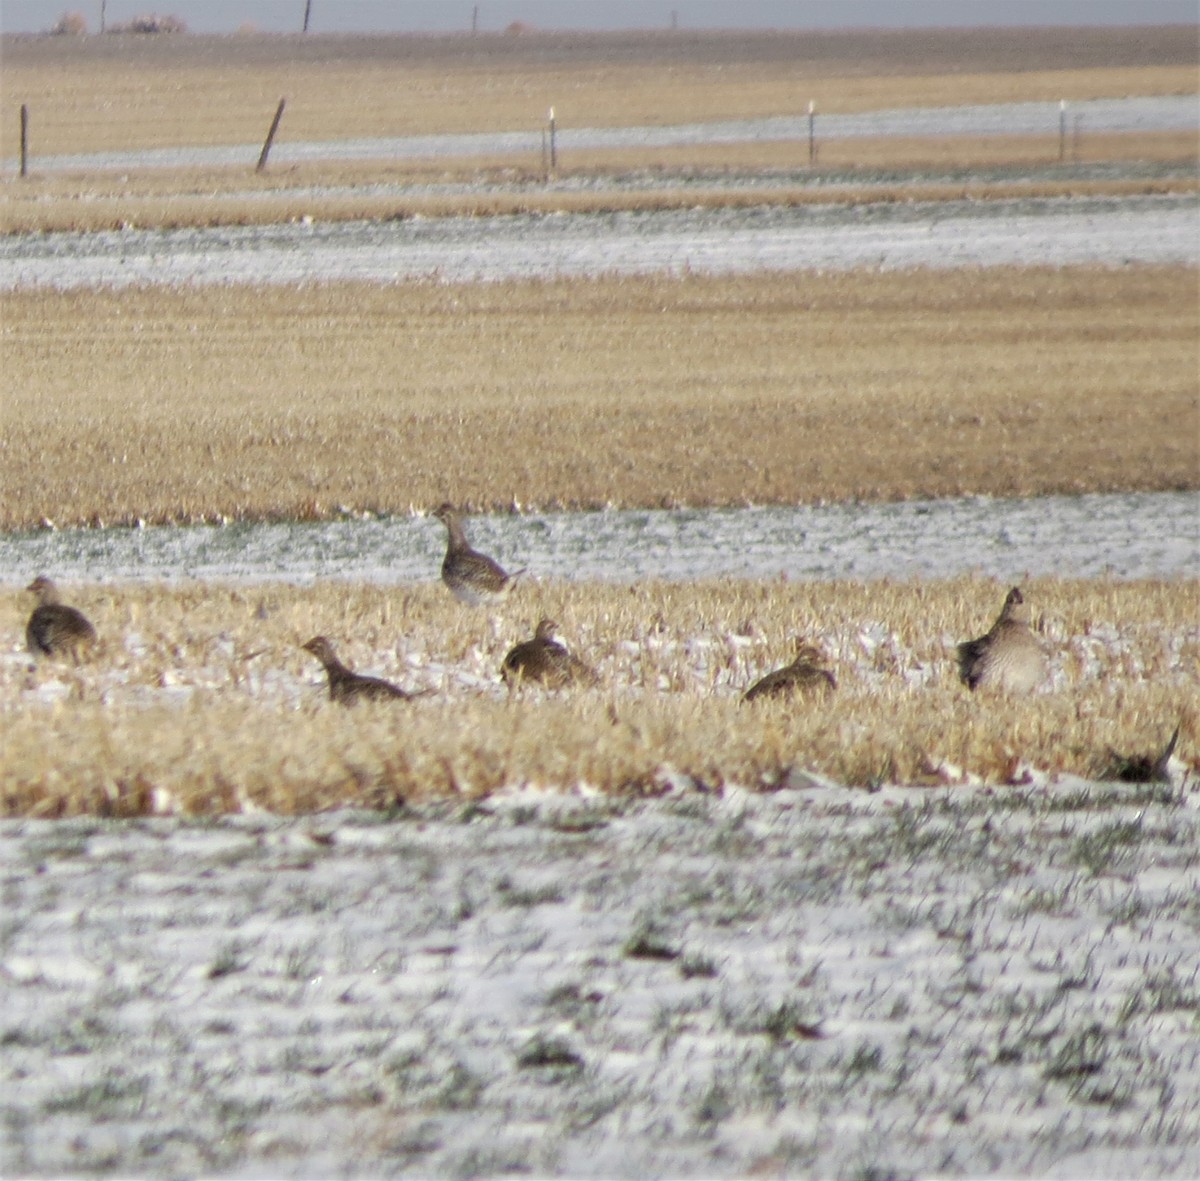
[956, 586, 1046, 693]
[25, 575, 97, 662]
[1100, 725, 1180, 784]
[501, 619, 599, 689]
[433, 502, 523, 606]
[302, 636, 415, 705]
[743, 639, 837, 703]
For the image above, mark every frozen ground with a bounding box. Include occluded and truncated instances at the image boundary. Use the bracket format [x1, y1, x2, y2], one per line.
[2, 193, 1196, 289]
[2, 782, 1199, 1179]
[2, 491, 1197, 587]
[4, 94, 1193, 174]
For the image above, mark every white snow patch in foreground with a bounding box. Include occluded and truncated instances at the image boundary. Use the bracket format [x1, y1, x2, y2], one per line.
[3, 781, 1199, 1178]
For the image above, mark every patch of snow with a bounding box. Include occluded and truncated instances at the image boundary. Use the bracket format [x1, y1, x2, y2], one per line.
[2, 783, 1197, 1177]
[3, 195, 1195, 290]
[1, 492, 1196, 586]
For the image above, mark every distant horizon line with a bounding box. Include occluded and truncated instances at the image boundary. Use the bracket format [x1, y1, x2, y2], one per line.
[4, 20, 1195, 35]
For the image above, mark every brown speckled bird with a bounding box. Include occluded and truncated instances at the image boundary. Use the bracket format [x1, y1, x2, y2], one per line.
[433, 503, 522, 606]
[956, 587, 1046, 693]
[25, 575, 97, 662]
[743, 639, 837, 703]
[302, 636, 414, 705]
[501, 619, 598, 689]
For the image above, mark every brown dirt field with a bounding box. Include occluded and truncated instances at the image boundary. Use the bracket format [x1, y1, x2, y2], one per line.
[2, 266, 1196, 531]
[1, 576, 1195, 816]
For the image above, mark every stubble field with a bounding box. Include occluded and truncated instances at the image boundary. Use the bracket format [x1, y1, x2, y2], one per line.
[2, 575, 1197, 816]
[1, 27, 1195, 231]
[4, 27, 1193, 157]
[3, 266, 1197, 531]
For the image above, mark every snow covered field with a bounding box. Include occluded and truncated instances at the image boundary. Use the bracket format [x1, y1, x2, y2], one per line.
[2, 783, 1199, 1178]
[3, 193, 1196, 290]
[2, 490, 1197, 587]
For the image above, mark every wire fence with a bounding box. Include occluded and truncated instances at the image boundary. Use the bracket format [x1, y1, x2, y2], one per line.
[7, 94, 1196, 180]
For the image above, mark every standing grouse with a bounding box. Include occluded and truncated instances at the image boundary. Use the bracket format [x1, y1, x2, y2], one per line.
[433, 503, 522, 606]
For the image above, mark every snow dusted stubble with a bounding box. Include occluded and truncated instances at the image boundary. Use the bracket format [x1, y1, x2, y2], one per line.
[1, 576, 1195, 816]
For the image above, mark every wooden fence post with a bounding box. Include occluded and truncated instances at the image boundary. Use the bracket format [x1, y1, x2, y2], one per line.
[257, 98, 286, 172]
[20, 103, 29, 177]
[1058, 99, 1066, 163]
[548, 107, 557, 172]
[808, 100, 816, 166]
[303, 0, 312, 33]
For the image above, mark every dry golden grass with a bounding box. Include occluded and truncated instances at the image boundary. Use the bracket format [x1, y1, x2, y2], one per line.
[1, 576, 1194, 817]
[2, 26, 1193, 157]
[2, 267, 1196, 531]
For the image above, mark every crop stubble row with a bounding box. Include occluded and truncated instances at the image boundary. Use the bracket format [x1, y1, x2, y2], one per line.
[2, 267, 1195, 530]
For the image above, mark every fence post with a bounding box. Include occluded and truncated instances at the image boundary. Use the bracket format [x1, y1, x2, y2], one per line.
[20, 103, 29, 177]
[1058, 99, 1066, 163]
[472, 5, 478, 33]
[548, 106, 557, 172]
[302, 0, 312, 33]
[808, 100, 816, 166]
[257, 98, 286, 172]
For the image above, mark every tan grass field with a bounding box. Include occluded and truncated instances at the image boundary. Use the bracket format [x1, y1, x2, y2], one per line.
[2, 28, 1193, 156]
[1, 29, 1195, 232]
[2, 576, 1195, 817]
[2, 267, 1196, 531]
